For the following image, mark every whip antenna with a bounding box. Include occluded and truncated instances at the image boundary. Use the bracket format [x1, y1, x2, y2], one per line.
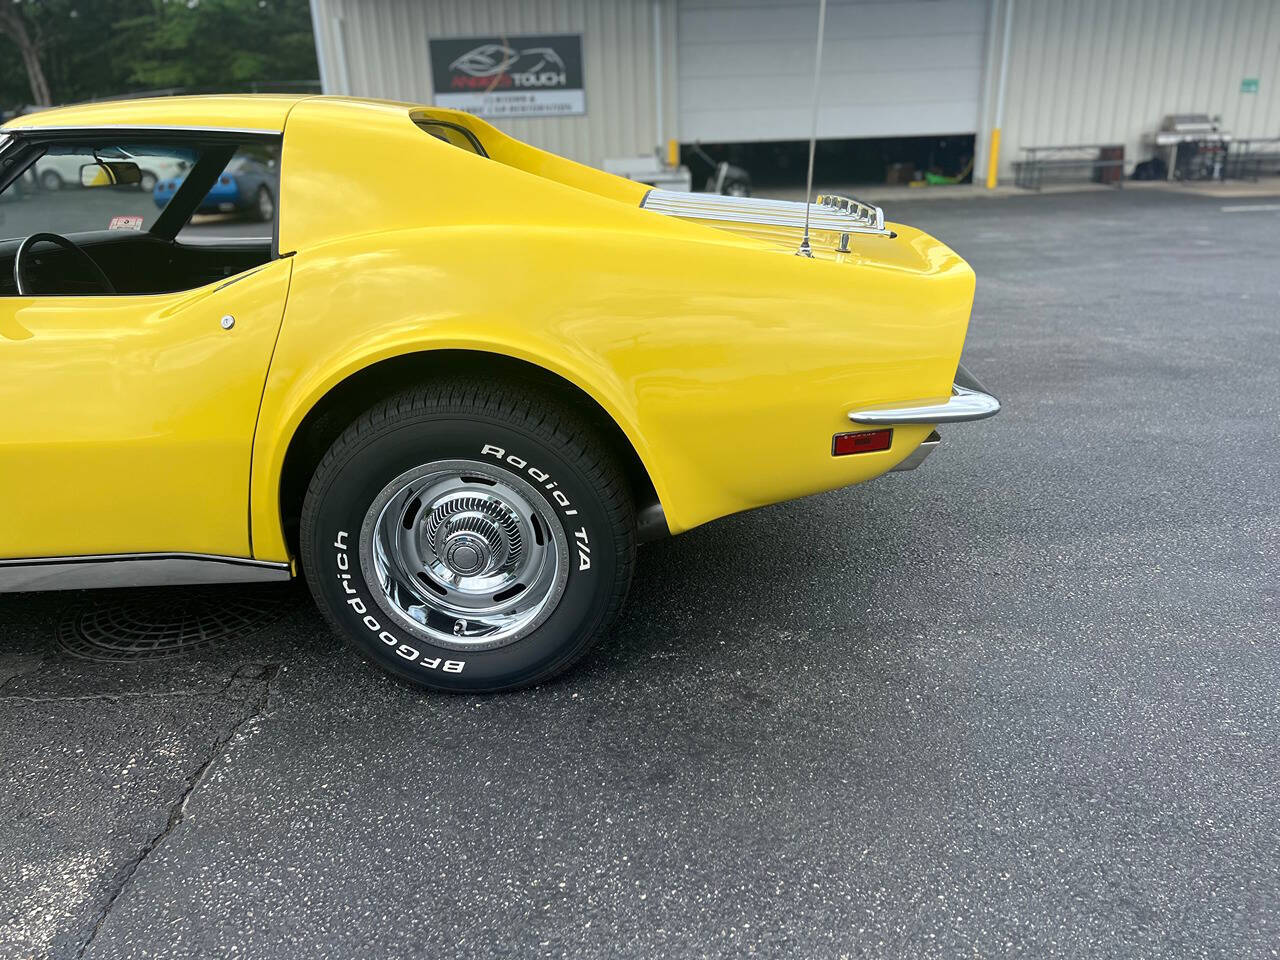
[798, 0, 828, 258]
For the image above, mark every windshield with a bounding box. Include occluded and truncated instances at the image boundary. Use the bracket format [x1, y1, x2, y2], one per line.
[0, 133, 15, 173]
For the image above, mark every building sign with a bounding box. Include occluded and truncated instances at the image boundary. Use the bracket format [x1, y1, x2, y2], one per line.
[429, 34, 585, 118]
[1241, 77, 1259, 94]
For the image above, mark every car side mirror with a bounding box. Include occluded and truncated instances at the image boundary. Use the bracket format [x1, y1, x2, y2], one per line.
[80, 160, 142, 189]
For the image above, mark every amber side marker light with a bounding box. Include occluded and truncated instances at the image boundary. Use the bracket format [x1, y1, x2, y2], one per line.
[832, 428, 893, 456]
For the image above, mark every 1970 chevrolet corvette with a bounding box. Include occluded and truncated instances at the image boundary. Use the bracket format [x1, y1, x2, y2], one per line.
[0, 96, 998, 691]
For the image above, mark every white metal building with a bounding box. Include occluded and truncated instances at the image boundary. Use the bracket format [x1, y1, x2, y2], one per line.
[308, 0, 1280, 182]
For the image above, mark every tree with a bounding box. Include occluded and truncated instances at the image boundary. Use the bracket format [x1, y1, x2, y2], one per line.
[0, 1, 53, 105]
[0, 0, 318, 110]
[117, 0, 318, 90]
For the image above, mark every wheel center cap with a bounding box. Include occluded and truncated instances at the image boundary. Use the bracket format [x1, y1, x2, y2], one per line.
[424, 495, 523, 580]
[443, 534, 488, 576]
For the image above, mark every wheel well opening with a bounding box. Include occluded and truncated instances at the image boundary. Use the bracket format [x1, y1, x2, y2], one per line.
[277, 351, 662, 556]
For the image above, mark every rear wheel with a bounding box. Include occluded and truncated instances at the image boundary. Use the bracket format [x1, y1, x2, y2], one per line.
[254, 186, 275, 222]
[40, 170, 63, 192]
[300, 379, 636, 692]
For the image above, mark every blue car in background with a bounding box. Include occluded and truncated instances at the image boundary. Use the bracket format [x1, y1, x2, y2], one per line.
[153, 152, 277, 222]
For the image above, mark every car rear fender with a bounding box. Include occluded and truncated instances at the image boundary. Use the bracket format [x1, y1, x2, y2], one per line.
[249, 225, 973, 562]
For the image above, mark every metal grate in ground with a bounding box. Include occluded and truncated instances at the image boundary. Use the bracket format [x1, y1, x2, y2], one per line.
[55, 585, 291, 662]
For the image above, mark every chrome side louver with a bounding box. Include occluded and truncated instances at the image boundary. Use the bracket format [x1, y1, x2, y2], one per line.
[640, 189, 890, 238]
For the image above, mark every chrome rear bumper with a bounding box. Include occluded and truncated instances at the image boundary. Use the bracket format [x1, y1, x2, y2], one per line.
[848, 364, 1001, 426]
[890, 430, 940, 471]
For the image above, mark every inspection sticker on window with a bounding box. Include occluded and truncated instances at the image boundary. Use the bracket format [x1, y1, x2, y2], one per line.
[108, 215, 144, 231]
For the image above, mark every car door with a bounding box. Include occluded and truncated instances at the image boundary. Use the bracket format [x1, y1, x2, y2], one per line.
[0, 262, 291, 560]
[0, 134, 290, 562]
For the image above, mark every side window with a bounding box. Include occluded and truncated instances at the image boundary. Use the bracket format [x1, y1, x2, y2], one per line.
[173, 144, 281, 240]
[1, 143, 196, 238]
[0, 136, 281, 298]
[415, 120, 488, 157]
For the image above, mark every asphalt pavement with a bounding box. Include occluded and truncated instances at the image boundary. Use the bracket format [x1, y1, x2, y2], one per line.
[1, 186, 1277, 959]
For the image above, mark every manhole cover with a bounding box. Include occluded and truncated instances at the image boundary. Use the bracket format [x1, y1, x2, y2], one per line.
[56, 585, 291, 663]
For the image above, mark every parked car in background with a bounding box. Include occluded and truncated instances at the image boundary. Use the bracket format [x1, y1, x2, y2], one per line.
[153, 151, 277, 221]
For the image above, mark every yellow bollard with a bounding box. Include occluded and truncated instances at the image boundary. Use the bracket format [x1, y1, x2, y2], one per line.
[985, 128, 1001, 189]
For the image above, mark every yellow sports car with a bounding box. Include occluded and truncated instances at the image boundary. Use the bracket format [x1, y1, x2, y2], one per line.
[0, 96, 998, 691]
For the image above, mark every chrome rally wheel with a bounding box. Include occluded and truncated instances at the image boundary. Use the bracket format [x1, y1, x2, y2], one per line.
[300, 378, 636, 692]
[360, 460, 569, 652]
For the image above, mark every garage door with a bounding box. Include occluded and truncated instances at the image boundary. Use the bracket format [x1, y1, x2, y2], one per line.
[677, 0, 987, 143]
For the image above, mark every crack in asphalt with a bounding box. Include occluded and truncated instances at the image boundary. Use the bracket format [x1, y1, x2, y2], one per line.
[71, 661, 281, 960]
[1, 690, 241, 704]
[0, 652, 50, 692]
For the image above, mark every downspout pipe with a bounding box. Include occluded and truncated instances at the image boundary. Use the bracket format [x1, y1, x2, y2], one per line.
[985, 0, 1014, 189]
[332, 14, 353, 96]
[653, 0, 664, 156]
[308, 0, 331, 94]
